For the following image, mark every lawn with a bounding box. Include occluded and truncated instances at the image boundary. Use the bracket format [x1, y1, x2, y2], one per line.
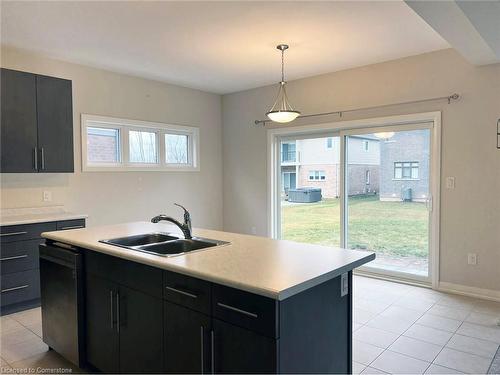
[281, 195, 429, 257]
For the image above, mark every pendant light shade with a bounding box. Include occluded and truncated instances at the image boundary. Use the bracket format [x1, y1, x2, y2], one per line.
[374, 132, 395, 140]
[266, 44, 300, 123]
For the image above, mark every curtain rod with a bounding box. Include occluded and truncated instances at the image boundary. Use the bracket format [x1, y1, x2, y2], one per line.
[254, 93, 460, 126]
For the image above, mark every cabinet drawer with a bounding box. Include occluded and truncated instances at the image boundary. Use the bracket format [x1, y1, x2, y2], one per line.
[212, 284, 278, 338]
[57, 219, 85, 231]
[0, 239, 40, 274]
[163, 271, 211, 314]
[0, 222, 56, 243]
[0, 269, 40, 306]
[85, 250, 163, 298]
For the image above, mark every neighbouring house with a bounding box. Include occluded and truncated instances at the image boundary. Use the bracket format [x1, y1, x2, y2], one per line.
[281, 136, 380, 198]
[379, 130, 430, 202]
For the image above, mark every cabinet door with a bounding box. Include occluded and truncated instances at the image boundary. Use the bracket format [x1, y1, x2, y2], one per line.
[119, 286, 163, 373]
[213, 319, 277, 374]
[164, 301, 211, 374]
[36, 74, 74, 172]
[0, 69, 38, 173]
[85, 274, 119, 373]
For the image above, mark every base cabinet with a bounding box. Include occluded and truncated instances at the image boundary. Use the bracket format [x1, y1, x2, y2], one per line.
[212, 319, 277, 374]
[164, 302, 211, 374]
[85, 273, 163, 373]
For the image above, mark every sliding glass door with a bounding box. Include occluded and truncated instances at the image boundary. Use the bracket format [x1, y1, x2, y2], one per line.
[343, 126, 432, 281]
[273, 119, 437, 283]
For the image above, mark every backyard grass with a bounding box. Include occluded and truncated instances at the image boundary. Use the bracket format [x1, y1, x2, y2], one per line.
[282, 195, 429, 257]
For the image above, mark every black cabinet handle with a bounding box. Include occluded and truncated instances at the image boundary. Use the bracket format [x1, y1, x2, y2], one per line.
[110, 290, 114, 330]
[216, 302, 258, 318]
[0, 231, 28, 237]
[0, 255, 28, 261]
[200, 326, 204, 374]
[1, 285, 29, 293]
[41, 147, 45, 170]
[34, 147, 38, 170]
[211, 330, 215, 374]
[116, 291, 120, 333]
[165, 286, 197, 299]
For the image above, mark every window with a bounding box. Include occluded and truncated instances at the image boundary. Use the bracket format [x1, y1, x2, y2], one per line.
[365, 170, 370, 185]
[308, 170, 326, 181]
[394, 162, 419, 179]
[363, 140, 369, 152]
[129, 130, 158, 163]
[86, 127, 121, 164]
[326, 137, 333, 149]
[81, 114, 199, 171]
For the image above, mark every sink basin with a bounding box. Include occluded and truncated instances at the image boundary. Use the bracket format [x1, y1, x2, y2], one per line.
[100, 232, 229, 257]
[105, 233, 179, 247]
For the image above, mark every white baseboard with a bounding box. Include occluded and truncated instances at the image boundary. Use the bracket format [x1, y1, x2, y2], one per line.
[438, 282, 500, 302]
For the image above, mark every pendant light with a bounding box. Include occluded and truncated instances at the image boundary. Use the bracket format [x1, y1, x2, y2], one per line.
[266, 44, 301, 123]
[373, 132, 395, 140]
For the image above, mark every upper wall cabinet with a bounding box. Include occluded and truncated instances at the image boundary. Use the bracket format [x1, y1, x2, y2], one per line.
[1, 68, 74, 173]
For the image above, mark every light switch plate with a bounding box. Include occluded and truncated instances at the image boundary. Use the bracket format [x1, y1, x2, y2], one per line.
[341, 273, 348, 297]
[43, 191, 52, 202]
[446, 177, 455, 189]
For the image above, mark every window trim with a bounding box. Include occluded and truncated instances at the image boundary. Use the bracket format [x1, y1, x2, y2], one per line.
[81, 114, 199, 172]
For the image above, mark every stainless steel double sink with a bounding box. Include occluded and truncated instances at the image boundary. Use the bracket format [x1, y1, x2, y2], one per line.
[100, 232, 229, 257]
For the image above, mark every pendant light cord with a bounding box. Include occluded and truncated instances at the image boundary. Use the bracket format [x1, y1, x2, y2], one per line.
[281, 48, 285, 83]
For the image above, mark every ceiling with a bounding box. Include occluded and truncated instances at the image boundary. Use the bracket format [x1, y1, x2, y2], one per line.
[1, 1, 449, 94]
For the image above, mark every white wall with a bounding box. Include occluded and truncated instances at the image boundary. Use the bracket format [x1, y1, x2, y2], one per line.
[1, 47, 223, 229]
[222, 49, 500, 293]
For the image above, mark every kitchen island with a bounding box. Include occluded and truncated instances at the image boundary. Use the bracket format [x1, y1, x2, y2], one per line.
[40, 221, 374, 374]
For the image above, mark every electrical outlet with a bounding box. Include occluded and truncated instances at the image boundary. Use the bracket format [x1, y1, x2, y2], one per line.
[467, 253, 477, 265]
[341, 273, 348, 297]
[43, 191, 52, 202]
[446, 177, 455, 189]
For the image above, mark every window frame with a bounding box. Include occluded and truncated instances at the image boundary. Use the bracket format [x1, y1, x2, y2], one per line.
[308, 170, 326, 181]
[394, 161, 419, 180]
[363, 140, 369, 152]
[81, 114, 199, 172]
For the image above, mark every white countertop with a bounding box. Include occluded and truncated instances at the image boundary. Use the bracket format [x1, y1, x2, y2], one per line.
[0, 206, 88, 226]
[42, 221, 375, 300]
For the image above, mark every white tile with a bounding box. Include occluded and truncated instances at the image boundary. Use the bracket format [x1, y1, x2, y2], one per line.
[473, 300, 500, 315]
[354, 308, 378, 325]
[427, 305, 471, 321]
[9, 350, 80, 373]
[366, 315, 414, 335]
[355, 298, 391, 315]
[353, 322, 363, 332]
[10, 308, 41, 327]
[26, 323, 43, 338]
[446, 333, 499, 358]
[0, 317, 24, 335]
[456, 322, 500, 344]
[466, 311, 500, 327]
[353, 361, 366, 374]
[437, 296, 476, 311]
[389, 336, 442, 362]
[362, 366, 388, 374]
[394, 295, 436, 312]
[379, 305, 424, 323]
[404, 324, 454, 346]
[1, 327, 39, 347]
[417, 313, 462, 332]
[0, 336, 48, 363]
[353, 340, 384, 366]
[425, 364, 464, 374]
[371, 350, 430, 374]
[354, 325, 399, 349]
[434, 347, 492, 374]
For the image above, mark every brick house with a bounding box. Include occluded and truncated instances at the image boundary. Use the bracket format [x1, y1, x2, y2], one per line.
[281, 136, 380, 198]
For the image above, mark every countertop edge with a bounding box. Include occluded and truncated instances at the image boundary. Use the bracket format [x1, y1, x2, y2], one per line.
[42, 231, 375, 301]
[1, 214, 88, 226]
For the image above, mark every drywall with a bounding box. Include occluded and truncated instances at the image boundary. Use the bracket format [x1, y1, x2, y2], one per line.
[222, 49, 500, 292]
[1, 46, 223, 229]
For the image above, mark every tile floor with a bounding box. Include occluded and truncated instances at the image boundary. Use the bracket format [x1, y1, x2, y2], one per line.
[1, 275, 499, 374]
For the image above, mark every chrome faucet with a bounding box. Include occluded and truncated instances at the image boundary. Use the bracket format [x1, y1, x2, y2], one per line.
[151, 203, 192, 239]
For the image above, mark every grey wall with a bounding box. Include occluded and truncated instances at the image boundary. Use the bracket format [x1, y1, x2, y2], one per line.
[222, 49, 500, 292]
[1, 46, 223, 229]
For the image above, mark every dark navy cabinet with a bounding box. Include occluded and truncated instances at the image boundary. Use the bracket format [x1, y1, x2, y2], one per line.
[0, 68, 74, 173]
[0, 218, 85, 315]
